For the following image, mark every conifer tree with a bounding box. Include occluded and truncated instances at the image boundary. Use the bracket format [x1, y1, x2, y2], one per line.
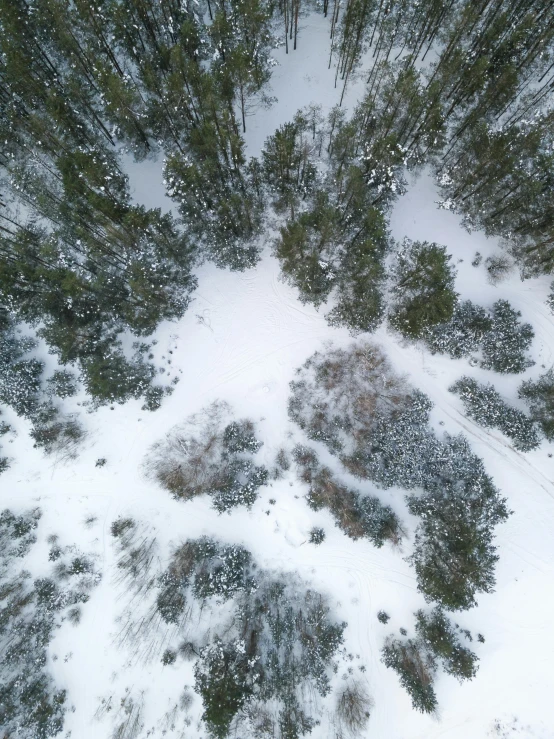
[389, 239, 457, 339]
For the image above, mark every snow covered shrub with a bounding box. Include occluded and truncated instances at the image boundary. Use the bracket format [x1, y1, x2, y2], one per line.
[194, 637, 256, 739]
[289, 344, 509, 610]
[81, 344, 156, 406]
[383, 609, 478, 713]
[335, 681, 371, 735]
[424, 300, 534, 372]
[407, 435, 509, 610]
[30, 413, 86, 457]
[389, 240, 457, 339]
[424, 300, 492, 359]
[381, 637, 437, 713]
[46, 369, 78, 399]
[157, 539, 256, 616]
[161, 648, 177, 665]
[0, 509, 100, 738]
[146, 401, 268, 512]
[480, 300, 534, 374]
[415, 608, 479, 681]
[141, 384, 170, 412]
[519, 368, 554, 441]
[309, 527, 326, 545]
[294, 446, 402, 547]
[156, 536, 345, 739]
[450, 377, 540, 451]
[377, 610, 390, 624]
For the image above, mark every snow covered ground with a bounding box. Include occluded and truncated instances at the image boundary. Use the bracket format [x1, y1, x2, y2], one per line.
[2, 13, 554, 739]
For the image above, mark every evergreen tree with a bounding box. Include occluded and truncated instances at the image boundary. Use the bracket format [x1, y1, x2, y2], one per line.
[519, 369, 554, 442]
[389, 239, 457, 339]
[450, 377, 540, 452]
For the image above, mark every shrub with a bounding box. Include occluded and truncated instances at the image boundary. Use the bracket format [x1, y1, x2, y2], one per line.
[309, 527, 326, 545]
[46, 370, 78, 399]
[450, 377, 540, 451]
[295, 447, 402, 547]
[485, 254, 513, 284]
[161, 649, 177, 665]
[146, 402, 268, 512]
[389, 240, 457, 339]
[381, 637, 437, 713]
[519, 368, 554, 441]
[377, 611, 390, 624]
[425, 300, 492, 359]
[424, 299, 534, 372]
[415, 608, 479, 681]
[480, 300, 534, 374]
[30, 414, 85, 457]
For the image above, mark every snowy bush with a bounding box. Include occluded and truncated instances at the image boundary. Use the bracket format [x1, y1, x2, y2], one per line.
[335, 681, 372, 735]
[425, 300, 492, 359]
[146, 401, 268, 512]
[294, 446, 402, 547]
[309, 527, 326, 545]
[289, 344, 509, 610]
[157, 539, 256, 616]
[480, 300, 534, 374]
[0, 509, 100, 738]
[381, 637, 437, 713]
[382, 608, 479, 713]
[519, 368, 554, 441]
[30, 412, 86, 457]
[485, 254, 513, 284]
[289, 342, 413, 457]
[450, 377, 540, 451]
[389, 240, 457, 339]
[415, 608, 479, 681]
[46, 369, 78, 399]
[424, 300, 534, 372]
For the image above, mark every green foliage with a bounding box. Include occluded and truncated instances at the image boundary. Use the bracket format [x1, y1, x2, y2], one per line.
[309, 527, 325, 545]
[295, 448, 402, 547]
[81, 345, 155, 406]
[450, 377, 540, 451]
[415, 608, 479, 681]
[389, 240, 457, 339]
[480, 300, 534, 374]
[519, 368, 554, 441]
[45, 370, 78, 399]
[195, 639, 254, 739]
[381, 637, 438, 713]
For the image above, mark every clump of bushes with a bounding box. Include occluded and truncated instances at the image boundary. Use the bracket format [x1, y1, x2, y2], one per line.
[154, 536, 346, 739]
[294, 445, 402, 547]
[146, 401, 268, 512]
[425, 299, 534, 373]
[289, 343, 509, 611]
[519, 368, 554, 441]
[382, 608, 478, 713]
[0, 508, 100, 738]
[450, 377, 540, 451]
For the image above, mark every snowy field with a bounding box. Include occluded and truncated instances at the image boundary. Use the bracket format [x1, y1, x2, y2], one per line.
[2, 14, 554, 739]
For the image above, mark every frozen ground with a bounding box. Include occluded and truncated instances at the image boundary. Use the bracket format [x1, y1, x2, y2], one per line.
[2, 13, 554, 739]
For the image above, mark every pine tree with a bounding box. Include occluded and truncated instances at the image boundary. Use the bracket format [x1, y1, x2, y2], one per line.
[519, 369, 554, 442]
[389, 239, 457, 339]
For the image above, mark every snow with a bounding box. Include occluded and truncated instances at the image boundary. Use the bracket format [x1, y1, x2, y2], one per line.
[2, 13, 554, 739]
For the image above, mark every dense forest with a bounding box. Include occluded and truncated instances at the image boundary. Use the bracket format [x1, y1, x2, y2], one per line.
[1, 1, 554, 738]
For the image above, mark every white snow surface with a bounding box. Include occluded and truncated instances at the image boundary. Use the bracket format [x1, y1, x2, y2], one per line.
[2, 14, 554, 739]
